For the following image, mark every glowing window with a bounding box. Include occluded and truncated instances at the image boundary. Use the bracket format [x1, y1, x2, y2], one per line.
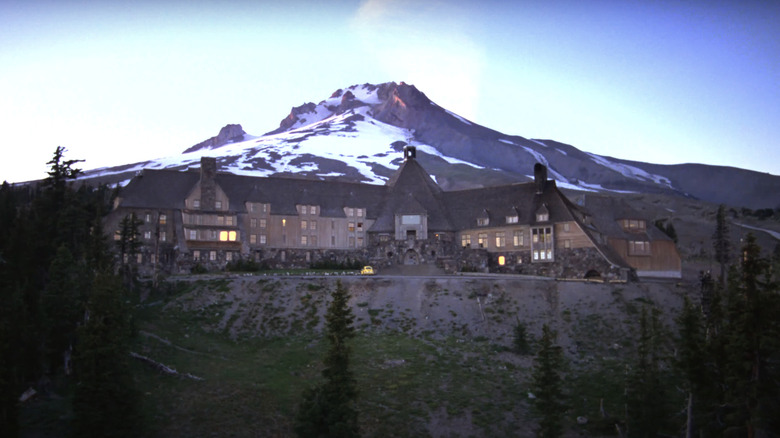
[498, 255, 506, 266]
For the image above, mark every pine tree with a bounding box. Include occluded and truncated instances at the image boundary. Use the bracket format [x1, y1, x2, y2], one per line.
[530, 324, 566, 438]
[625, 307, 669, 438]
[296, 280, 359, 438]
[72, 273, 140, 437]
[713, 204, 731, 286]
[674, 296, 707, 437]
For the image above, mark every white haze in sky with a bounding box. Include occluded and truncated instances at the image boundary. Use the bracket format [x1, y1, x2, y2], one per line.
[1, 0, 779, 183]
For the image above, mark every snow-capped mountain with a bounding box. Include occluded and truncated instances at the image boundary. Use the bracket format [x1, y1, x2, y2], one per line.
[80, 82, 779, 209]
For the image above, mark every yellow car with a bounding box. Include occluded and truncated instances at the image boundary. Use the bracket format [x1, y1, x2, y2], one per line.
[360, 266, 375, 275]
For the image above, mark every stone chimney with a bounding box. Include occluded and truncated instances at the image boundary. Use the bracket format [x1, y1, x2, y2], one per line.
[534, 163, 548, 194]
[200, 157, 217, 210]
[404, 145, 417, 161]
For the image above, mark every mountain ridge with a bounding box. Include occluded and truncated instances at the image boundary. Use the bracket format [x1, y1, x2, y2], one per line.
[78, 81, 779, 209]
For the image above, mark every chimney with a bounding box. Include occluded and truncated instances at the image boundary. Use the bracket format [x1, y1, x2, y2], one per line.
[200, 157, 217, 209]
[534, 163, 547, 194]
[404, 145, 416, 161]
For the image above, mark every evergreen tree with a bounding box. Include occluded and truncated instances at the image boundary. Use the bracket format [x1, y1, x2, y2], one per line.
[72, 273, 139, 437]
[720, 234, 780, 436]
[117, 213, 143, 288]
[625, 307, 669, 438]
[713, 204, 731, 286]
[512, 320, 531, 355]
[296, 280, 359, 438]
[674, 296, 707, 438]
[529, 324, 566, 438]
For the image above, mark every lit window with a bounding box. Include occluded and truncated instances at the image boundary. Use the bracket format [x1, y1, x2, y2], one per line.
[346, 207, 354, 217]
[357, 222, 363, 231]
[160, 231, 167, 242]
[260, 234, 267, 244]
[193, 250, 200, 260]
[188, 229, 197, 240]
[215, 201, 222, 210]
[310, 205, 317, 215]
[145, 213, 151, 222]
[478, 233, 488, 248]
[250, 234, 257, 244]
[498, 255, 506, 266]
[193, 199, 200, 209]
[260, 218, 267, 228]
[506, 216, 518, 224]
[531, 227, 553, 262]
[628, 241, 651, 256]
[495, 232, 506, 248]
[513, 231, 524, 246]
[229, 231, 236, 241]
[282, 219, 286, 227]
[348, 222, 355, 232]
[477, 217, 489, 226]
[461, 234, 471, 248]
[210, 251, 217, 261]
[301, 235, 308, 246]
[301, 220, 308, 230]
[536, 213, 549, 222]
[159, 214, 167, 225]
[144, 231, 152, 240]
[357, 208, 363, 217]
[226, 216, 234, 226]
[220, 231, 228, 241]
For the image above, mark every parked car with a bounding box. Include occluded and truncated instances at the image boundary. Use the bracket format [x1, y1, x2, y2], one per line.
[360, 266, 375, 275]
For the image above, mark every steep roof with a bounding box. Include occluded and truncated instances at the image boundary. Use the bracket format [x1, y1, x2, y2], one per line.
[116, 169, 200, 209]
[371, 157, 453, 232]
[578, 195, 673, 243]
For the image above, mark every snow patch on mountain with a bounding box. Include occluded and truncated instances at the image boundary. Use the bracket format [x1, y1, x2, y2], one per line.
[587, 153, 672, 187]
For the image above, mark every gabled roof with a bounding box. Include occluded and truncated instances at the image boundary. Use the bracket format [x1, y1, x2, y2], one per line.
[578, 195, 672, 243]
[116, 169, 200, 209]
[371, 158, 453, 232]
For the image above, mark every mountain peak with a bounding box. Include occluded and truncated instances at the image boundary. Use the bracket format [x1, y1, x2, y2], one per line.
[183, 124, 246, 154]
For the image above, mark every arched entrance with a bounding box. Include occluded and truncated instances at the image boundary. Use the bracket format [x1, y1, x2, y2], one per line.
[404, 249, 419, 265]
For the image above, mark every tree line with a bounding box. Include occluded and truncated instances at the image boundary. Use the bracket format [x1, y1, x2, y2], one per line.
[1, 147, 140, 437]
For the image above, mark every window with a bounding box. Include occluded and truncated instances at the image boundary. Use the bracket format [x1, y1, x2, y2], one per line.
[262, 203, 268, 213]
[188, 229, 197, 240]
[260, 234, 267, 244]
[219, 230, 237, 241]
[536, 212, 549, 222]
[331, 236, 336, 246]
[136, 253, 143, 264]
[226, 252, 233, 261]
[357, 208, 363, 217]
[311, 236, 318, 246]
[193, 199, 200, 209]
[217, 216, 225, 225]
[623, 219, 646, 232]
[310, 205, 317, 215]
[348, 222, 355, 232]
[250, 203, 257, 212]
[209, 251, 217, 261]
[215, 201, 222, 210]
[226, 216, 234, 226]
[629, 240, 651, 256]
[401, 215, 420, 224]
[144, 231, 152, 240]
[513, 230, 524, 247]
[357, 237, 364, 247]
[346, 207, 354, 217]
[531, 227, 553, 262]
[478, 233, 488, 248]
[564, 239, 571, 249]
[250, 234, 257, 244]
[461, 234, 471, 248]
[145, 213, 151, 222]
[251, 218, 257, 228]
[159, 214, 167, 225]
[495, 232, 506, 248]
[498, 255, 506, 266]
[150, 254, 155, 264]
[563, 223, 571, 232]
[301, 235, 308, 246]
[477, 217, 489, 226]
[301, 220, 308, 230]
[260, 218, 266, 228]
[282, 219, 286, 227]
[210, 230, 217, 240]
[357, 222, 363, 231]
[193, 250, 200, 260]
[506, 215, 518, 224]
[310, 220, 317, 231]
[160, 231, 167, 242]
[349, 236, 355, 247]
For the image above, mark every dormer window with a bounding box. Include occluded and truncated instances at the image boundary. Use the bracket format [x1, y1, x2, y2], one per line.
[506, 215, 518, 224]
[621, 219, 646, 232]
[193, 199, 200, 209]
[477, 218, 489, 226]
[215, 200, 222, 210]
[536, 212, 549, 222]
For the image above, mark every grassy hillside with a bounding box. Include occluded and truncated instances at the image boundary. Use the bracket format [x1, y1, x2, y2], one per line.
[22, 275, 692, 437]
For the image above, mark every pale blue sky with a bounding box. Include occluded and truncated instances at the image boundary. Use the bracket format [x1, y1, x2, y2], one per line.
[1, 0, 778, 183]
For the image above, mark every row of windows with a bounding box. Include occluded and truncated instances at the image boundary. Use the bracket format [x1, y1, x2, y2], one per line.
[246, 234, 365, 248]
[621, 219, 647, 232]
[192, 250, 237, 261]
[141, 213, 167, 224]
[188, 199, 228, 210]
[628, 240, 651, 256]
[462, 230, 525, 248]
[346, 207, 364, 217]
[298, 205, 318, 215]
[184, 214, 236, 226]
[185, 229, 237, 241]
[249, 203, 270, 213]
[116, 230, 167, 242]
[476, 213, 550, 227]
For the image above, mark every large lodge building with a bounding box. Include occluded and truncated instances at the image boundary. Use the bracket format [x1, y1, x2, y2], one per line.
[106, 146, 681, 280]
